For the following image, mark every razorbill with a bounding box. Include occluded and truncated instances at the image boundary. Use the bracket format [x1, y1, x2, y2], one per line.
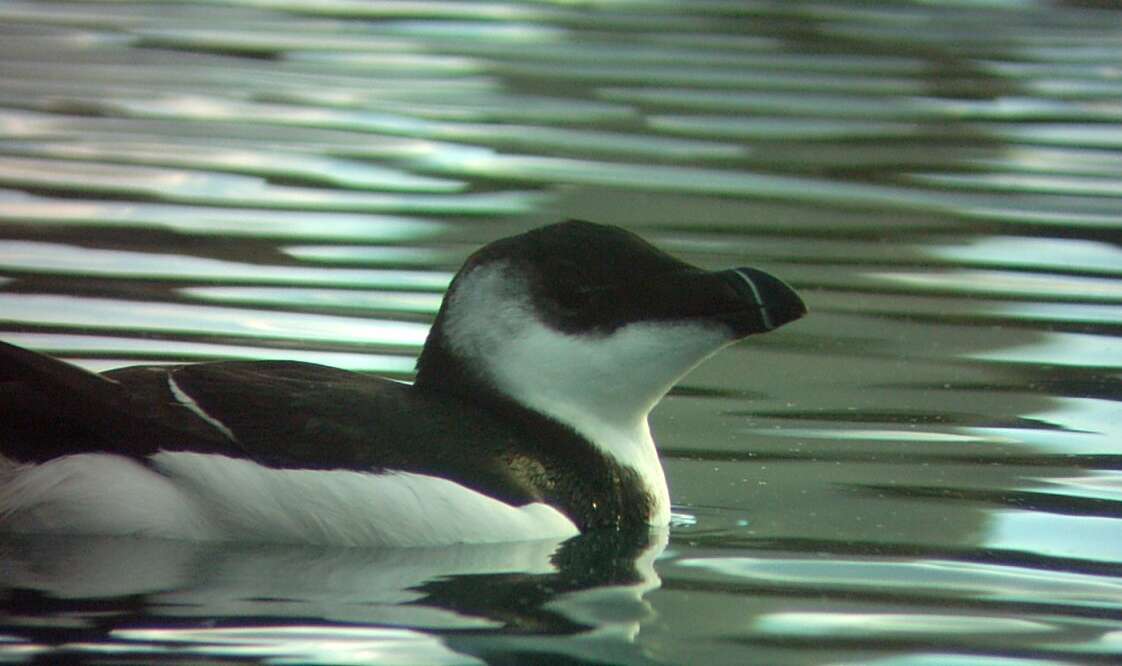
[0, 220, 806, 547]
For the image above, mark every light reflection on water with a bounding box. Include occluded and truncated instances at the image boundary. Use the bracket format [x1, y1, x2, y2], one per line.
[1, 0, 1120, 664]
[965, 333, 1122, 367]
[101, 626, 479, 665]
[677, 556, 1122, 607]
[0, 154, 546, 213]
[0, 294, 430, 348]
[0, 139, 470, 192]
[0, 240, 452, 288]
[1, 331, 418, 374]
[0, 189, 450, 240]
[988, 511, 1122, 563]
[867, 269, 1122, 301]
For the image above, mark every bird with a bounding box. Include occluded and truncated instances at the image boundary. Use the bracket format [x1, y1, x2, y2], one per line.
[0, 220, 806, 547]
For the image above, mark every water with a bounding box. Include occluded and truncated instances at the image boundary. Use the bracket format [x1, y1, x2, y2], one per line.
[1, 0, 1119, 664]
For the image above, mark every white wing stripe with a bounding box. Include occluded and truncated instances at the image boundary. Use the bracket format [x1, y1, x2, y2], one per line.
[167, 375, 238, 442]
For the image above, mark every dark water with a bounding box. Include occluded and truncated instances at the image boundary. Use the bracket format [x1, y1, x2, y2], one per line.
[1, 1, 1120, 664]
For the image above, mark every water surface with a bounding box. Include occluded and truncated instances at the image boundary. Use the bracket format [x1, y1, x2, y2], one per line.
[1, 1, 1120, 664]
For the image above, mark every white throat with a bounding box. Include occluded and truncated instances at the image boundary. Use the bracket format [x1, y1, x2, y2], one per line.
[441, 263, 737, 525]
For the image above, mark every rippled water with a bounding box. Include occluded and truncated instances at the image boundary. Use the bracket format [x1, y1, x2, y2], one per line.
[1, 1, 1120, 664]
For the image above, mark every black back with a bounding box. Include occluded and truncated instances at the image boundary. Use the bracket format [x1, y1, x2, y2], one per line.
[0, 343, 652, 530]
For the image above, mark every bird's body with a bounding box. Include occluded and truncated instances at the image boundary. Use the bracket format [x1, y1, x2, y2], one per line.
[0, 221, 805, 547]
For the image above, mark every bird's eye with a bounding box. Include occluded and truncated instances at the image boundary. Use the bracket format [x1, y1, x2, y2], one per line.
[544, 258, 595, 314]
[555, 285, 593, 313]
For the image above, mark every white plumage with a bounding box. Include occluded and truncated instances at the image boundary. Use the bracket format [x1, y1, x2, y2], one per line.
[1, 452, 578, 547]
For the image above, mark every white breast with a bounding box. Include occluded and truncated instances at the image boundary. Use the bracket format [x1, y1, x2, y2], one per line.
[441, 262, 739, 527]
